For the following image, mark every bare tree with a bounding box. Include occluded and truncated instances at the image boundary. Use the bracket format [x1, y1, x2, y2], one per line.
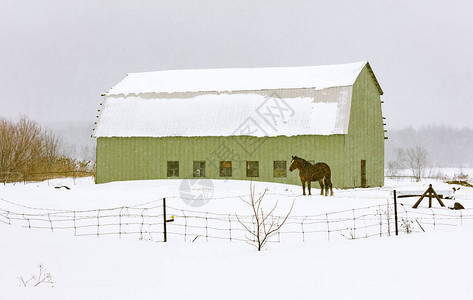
[405, 146, 428, 182]
[236, 183, 294, 251]
[0, 117, 42, 173]
[0, 118, 14, 173]
[41, 130, 61, 169]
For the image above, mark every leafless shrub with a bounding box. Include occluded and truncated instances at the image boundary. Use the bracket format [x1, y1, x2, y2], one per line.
[400, 218, 414, 234]
[18, 263, 54, 288]
[42, 130, 61, 168]
[236, 183, 294, 251]
[453, 168, 470, 181]
[0, 117, 42, 175]
[0, 117, 93, 182]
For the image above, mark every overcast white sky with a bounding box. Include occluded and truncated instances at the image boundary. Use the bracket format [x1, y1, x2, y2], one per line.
[1, 0, 472, 130]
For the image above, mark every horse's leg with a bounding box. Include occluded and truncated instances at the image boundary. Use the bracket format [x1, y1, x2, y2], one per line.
[318, 180, 324, 195]
[308, 181, 311, 196]
[327, 178, 334, 196]
[302, 181, 306, 196]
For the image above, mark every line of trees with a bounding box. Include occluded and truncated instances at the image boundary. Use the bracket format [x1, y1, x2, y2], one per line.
[0, 117, 93, 182]
[385, 146, 462, 182]
[385, 126, 473, 168]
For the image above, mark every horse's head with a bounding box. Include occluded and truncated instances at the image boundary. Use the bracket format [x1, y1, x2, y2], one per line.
[289, 155, 299, 172]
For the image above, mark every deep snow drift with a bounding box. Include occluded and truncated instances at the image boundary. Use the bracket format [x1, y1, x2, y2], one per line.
[1, 175, 472, 299]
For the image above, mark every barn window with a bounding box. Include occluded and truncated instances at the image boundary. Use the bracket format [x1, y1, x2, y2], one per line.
[246, 161, 259, 177]
[273, 161, 287, 177]
[167, 161, 179, 177]
[193, 161, 206, 177]
[220, 161, 232, 177]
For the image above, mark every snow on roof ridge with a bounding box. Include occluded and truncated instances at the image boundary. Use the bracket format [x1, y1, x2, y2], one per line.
[125, 61, 368, 76]
[106, 61, 368, 96]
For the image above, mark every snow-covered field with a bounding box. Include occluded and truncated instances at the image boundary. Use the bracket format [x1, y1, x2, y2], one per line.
[1, 174, 473, 299]
[386, 167, 473, 180]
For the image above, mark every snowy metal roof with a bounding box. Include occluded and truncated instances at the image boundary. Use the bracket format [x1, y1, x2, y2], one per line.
[94, 62, 381, 138]
[106, 62, 371, 95]
[94, 86, 353, 138]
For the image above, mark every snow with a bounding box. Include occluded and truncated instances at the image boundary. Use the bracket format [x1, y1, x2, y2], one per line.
[387, 168, 473, 180]
[95, 62, 364, 138]
[1, 175, 473, 299]
[106, 62, 367, 96]
[94, 90, 349, 137]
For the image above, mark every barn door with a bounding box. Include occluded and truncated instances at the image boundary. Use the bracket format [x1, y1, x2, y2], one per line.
[361, 160, 367, 188]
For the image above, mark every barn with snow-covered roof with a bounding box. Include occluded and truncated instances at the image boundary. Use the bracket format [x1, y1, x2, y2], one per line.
[93, 61, 385, 188]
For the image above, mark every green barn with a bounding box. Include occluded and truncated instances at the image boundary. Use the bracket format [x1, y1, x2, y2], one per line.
[93, 61, 385, 188]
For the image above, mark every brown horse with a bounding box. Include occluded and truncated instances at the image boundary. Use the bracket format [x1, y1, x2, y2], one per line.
[289, 156, 333, 196]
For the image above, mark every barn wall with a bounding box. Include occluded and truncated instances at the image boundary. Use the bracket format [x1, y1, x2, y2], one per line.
[96, 135, 354, 188]
[347, 65, 384, 187]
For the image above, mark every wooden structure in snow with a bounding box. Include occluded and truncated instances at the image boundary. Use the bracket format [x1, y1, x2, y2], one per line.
[93, 62, 386, 188]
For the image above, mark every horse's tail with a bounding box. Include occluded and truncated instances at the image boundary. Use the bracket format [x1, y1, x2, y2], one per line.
[324, 163, 332, 181]
[323, 177, 329, 196]
[323, 168, 334, 196]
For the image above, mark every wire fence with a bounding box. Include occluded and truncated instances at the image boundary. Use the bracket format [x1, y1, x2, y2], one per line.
[1, 195, 472, 243]
[0, 200, 165, 241]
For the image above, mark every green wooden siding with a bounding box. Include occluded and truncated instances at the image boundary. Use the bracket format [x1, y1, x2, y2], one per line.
[96, 65, 384, 188]
[97, 135, 350, 186]
[349, 65, 385, 187]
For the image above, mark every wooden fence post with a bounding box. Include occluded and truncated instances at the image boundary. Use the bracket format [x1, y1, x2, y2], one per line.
[394, 190, 399, 236]
[163, 198, 167, 242]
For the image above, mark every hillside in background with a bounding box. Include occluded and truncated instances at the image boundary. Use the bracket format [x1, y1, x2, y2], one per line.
[386, 126, 473, 168]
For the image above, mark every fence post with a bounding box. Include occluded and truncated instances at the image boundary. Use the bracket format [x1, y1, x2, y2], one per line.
[326, 213, 330, 241]
[301, 217, 306, 242]
[432, 209, 436, 230]
[352, 209, 356, 239]
[73, 211, 77, 236]
[183, 210, 187, 242]
[97, 209, 100, 236]
[205, 213, 209, 242]
[394, 190, 399, 236]
[228, 214, 232, 242]
[386, 199, 391, 236]
[48, 213, 53, 232]
[140, 208, 146, 240]
[163, 198, 167, 242]
[379, 205, 382, 237]
[119, 207, 123, 238]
